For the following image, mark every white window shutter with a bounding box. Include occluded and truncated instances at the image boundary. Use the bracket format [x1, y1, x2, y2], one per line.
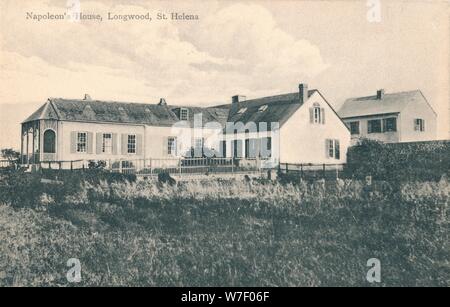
[70, 131, 77, 153]
[321, 108, 325, 124]
[87, 132, 93, 154]
[96, 133, 102, 154]
[112, 133, 118, 155]
[309, 108, 314, 123]
[136, 134, 143, 155]
[121, 134, 128, 155]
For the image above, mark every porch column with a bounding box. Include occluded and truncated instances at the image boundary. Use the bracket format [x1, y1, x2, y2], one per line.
[31, 125, 35, 164]
[26, 127, 29, 165]
[20, 126, 24, 164]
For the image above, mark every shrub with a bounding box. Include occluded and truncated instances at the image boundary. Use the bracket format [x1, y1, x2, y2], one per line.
[344, 139, 450, 182]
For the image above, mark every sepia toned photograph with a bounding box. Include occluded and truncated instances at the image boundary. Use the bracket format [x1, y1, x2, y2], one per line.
[0, 0, 449, 292]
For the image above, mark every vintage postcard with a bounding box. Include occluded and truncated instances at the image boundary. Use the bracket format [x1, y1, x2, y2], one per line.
[0, 0, 448, 292]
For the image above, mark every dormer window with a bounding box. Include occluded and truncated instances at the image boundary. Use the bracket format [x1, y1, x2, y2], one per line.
[180, 108, 189, 121]
[258, 105, 268, 112]
[237, 107, 247, 114]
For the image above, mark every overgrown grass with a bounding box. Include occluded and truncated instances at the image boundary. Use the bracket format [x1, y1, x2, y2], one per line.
[0, 175, 448, 286]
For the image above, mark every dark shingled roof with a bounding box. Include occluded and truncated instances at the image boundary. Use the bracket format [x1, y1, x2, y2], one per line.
[23, 98, 230, 127]
[338, 90, 434, 119]
[23, 89, 336, 130]
[226, 90, 317, 127]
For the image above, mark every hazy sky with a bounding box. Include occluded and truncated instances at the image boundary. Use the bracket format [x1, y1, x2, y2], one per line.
[0, 0, 449, 149]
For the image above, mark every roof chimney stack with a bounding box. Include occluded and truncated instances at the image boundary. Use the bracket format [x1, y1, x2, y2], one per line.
[299, 83, 308, 105]
[231, 95, 246, 114]
[232, 95, 246, 104]
[158, 98, 167, 106]
[376, 89, 385, 100]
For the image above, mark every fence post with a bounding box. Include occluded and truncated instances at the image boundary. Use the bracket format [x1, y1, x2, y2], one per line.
[70, 161, 73, 171]
[323, 163, 326, 179]
[179, 158, 182, 176]
[48, 162, 51, 170]
[300, 163, 303, 179]
[286, 163, 289, 173]
[231, 157, 234, 173]
[150, 159, 153, 175]
[59, 162, 62, 170]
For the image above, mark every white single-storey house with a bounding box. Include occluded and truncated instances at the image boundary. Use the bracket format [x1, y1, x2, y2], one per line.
[20, 83, 351, 168]
[339, 89, 437, 144]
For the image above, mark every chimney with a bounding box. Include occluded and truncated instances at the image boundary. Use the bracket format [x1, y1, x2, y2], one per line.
[232, 95, 246, 104]
[299, 83, 308, 104]
[84, 94, 92, 101]
[376, 89, 385, 100]
[231, 95, 246, 113]
[158, 98, 167, 106]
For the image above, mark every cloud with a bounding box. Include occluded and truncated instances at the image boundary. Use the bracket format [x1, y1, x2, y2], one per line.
[0, 1, 327, 105]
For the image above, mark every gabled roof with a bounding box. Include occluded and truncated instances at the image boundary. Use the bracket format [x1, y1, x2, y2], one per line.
[226, 90, 317, 127]
[22, 98, 230, 127]
[22, 100, 59, 123]
[338, 90, 433, 119]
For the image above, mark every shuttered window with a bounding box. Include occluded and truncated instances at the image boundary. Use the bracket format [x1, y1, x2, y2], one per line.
[127, 135, 136, 154]
[310, 103, 325, 124]
[326, 139, 341, 159]
[77, 132, 87, 153]
[414, 119, 425, 131]
[103, 133, 112, 154]
[168, 137, 177, 156]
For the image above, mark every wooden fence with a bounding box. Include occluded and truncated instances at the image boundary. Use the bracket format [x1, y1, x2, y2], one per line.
[109, 157, 270, 176]
[279, 163, 345, 180]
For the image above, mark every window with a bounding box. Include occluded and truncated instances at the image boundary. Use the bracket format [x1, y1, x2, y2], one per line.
[232, 139, 243, 158]
[258, 105, 268, 112]
[368, 119, 382, 133]
[127, 135, 136, 154]
[180, 108, 189, 121]
[314, 107, 321, 123]
[311, 103, 324, 124]
[260, 137, 272, 158]
[43, 130, 56, 153]
[193, 138, 204, 157]
[245, 139, 260, 158]
[168, 137, 177, 156]
[349, 121, 360, 135]
[102, 133, 112, 154]
[328, 139, 334, 158]
[414, 119, 425, 132]
[237, 107, 247, 114]
[77, 132, 87, 153]
[383, 118, 397, 132]
[327, 139, 340, 159]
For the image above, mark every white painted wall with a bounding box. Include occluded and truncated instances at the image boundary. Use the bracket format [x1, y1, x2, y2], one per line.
[343, 114, 401, 145]
[280, 92, 351, 164]
[400, 97, 437, 142]
[59, 121, 145, 162]
[342, 97, 437, 144]
[57, 120, 224, 162]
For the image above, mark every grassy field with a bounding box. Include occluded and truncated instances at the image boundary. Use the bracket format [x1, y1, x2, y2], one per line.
[0, 172, 448, 287]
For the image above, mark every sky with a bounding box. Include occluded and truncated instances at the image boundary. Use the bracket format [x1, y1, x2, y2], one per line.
[0, 0, 449, 150]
